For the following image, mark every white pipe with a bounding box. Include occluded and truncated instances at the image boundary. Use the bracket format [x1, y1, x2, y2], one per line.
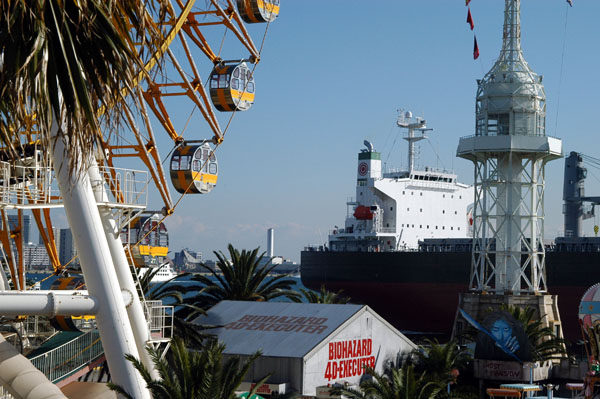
[0, 290, 134, 316]
[88, 163, 159, 379]
[0, 333, 66, 399]
[51, 128, 150, 398]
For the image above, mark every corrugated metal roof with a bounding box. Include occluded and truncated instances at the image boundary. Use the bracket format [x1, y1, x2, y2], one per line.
[193, 301, 364, 358]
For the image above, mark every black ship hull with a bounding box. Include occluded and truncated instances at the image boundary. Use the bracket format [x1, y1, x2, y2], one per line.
[300, 249, 599, 342]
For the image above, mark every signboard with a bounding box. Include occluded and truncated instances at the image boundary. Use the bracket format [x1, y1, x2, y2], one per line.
[324, 338, 375, 381]
[474, 360, 551, 382]
[225, 314, 329, 334]
[238, 382, 287, 395]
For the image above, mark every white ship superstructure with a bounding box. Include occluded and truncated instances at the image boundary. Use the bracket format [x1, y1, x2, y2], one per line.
[329, 113, 473, 252]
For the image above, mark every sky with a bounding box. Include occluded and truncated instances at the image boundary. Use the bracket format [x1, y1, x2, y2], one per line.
[40, 1, 600, 263]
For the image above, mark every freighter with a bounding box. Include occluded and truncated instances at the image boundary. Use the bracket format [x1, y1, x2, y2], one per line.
[301, 114, 599, 342]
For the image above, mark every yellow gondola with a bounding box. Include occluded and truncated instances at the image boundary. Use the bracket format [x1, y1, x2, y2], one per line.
[237, 0, 280, 23]
[209, 62, 255, 112]
[121, 214, 169, 268]
[49, 277, 95, 332]
[170, 143, 218, 194]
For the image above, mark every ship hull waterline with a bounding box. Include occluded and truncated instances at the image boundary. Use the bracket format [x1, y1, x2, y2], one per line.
[301, 250, 595, 342]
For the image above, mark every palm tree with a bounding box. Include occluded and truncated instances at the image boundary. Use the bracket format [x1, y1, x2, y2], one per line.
[411, 339, 471, 385]
[108, 337, 269, 399]
[178, 244, 300, 319]
[330, 365, 442, 399]
[410, 339, 475, 399]
[505, 305, 568, 361]
[0, 1, 164, 164]
[291, 284, 351, 304]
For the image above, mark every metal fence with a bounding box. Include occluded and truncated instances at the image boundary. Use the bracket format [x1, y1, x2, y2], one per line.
[29, 330, 103, 383]
[145, 300, 174, 342]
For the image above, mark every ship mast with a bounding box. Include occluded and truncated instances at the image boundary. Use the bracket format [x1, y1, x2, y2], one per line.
[457, 0, 562, 295]
[398, 111, 432, 174]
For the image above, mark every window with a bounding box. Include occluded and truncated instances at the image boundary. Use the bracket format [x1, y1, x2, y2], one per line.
[442, 226, 445, 230]
[455, 211, 457, 215]
[488, 113, 509, 135]
[436, 226, 438, 229]
[419, 225, 422, 228]
[411, 192, 414, 195]
[407, 208, 409, 211]
[179, 156, 190, 170]
[427, 225, 429, 229]
[412, 224, 414, 228]
[443, 210, 445, 214]
[420, 208, 422, 212]
[402, 191, 405, 195]
[420, 193, 423, 196]
[451, 227, 454, 230]
[390, 207, 393, 211]
[443, 194, 445, 198]
[171, 156, 180, 171]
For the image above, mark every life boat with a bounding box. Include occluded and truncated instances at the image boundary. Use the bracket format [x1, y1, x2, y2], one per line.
[49, 277, 95, 332]
[236, 0, 280, 23]
[209, 62, 255, 112]
[354, 205, 374, 220]
[121, 214, 169, 268]
[170, 143, 218, 194]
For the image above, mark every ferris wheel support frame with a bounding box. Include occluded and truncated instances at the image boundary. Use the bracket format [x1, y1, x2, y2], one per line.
[89, 163, 160, 380]
[50, 125, 151, 399]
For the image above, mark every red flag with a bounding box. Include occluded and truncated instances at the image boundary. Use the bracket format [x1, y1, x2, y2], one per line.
[466, 0, 471, 5]
[467, 7, 474, 30]
[473, 36, 480, 60]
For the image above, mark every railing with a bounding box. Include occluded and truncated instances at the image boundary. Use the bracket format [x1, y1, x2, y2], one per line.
[95, 166, 148, 209]
[145, 300, 174, 342]
[0, 161, 62, 208]
[29, 330, 103, 383]
[0, 386, 13, 399]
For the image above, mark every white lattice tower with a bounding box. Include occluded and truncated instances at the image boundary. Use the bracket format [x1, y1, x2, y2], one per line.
[457, 0, 562, 295]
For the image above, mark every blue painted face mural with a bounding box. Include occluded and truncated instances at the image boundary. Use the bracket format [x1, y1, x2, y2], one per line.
[474, 310, 531, 362]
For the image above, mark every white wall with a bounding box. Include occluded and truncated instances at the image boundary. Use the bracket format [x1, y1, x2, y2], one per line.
[302, 309, 416, 397]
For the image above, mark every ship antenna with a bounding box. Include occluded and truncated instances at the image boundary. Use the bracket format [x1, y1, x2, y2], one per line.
[397, 110, 432, 173]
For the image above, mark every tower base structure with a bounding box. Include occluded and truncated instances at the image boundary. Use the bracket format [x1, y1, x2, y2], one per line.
[452, 292, 564, 350]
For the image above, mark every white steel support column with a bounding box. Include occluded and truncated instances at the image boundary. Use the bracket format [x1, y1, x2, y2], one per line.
[88, 163, 159, 379]
[50, 129, 150, 399]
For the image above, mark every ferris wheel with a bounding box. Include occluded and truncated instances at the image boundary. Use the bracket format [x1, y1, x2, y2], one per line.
[0, 0, 280, 291]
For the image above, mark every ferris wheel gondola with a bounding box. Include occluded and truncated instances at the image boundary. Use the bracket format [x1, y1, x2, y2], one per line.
[121, 214, 169, 268]
[209, 62, 255, 112]
[236, 0, 280, 23]
[170, 142, 218, 194]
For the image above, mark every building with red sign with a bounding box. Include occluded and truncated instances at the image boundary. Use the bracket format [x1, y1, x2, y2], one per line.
[193, 301, 417, 397]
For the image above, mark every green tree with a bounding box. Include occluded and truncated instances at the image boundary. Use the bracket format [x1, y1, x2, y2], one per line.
[505, 305, 568, 361]
[411, 339, 471, 385]
[330, 365, 442, 399]
[411, 339, 475, 398]
[291, 284, 351, 304]
[178, 244, 300, 319]
[108, 337, 268, 399]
